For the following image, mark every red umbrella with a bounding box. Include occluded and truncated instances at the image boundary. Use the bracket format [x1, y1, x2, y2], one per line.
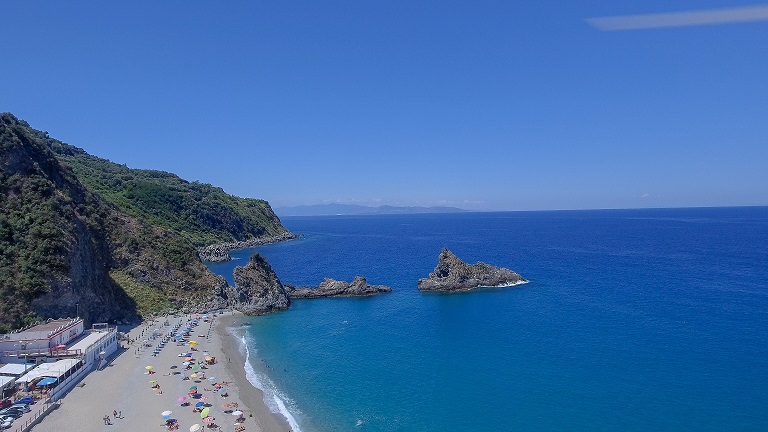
[202, 417, 214, 423]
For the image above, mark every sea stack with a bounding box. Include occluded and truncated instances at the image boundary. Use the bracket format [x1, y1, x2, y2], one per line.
[285, 276, 392, 299]
[231, 253, 290, 314]
[417, 248, 526, 292]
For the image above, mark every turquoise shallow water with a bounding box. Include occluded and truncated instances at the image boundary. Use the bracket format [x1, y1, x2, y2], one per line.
[208, 208, 768, 432]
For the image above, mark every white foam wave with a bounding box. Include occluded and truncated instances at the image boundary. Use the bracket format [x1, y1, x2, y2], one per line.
[237, 332, 303, 432]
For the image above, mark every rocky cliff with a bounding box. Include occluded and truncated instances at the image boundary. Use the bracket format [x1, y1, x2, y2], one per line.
[285, 276, 392, 298]
[230, 253, 290, 314]
[417, 249, 526, 292]
[0, 113, 287, 331]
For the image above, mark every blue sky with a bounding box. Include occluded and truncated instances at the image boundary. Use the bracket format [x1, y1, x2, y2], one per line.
[2, 1, 767, 211]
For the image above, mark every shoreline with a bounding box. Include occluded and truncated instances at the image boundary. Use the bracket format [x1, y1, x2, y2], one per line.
[215, 312, 293, 432]
[26, 313, 292, 432]
[198, 232, 298, 262]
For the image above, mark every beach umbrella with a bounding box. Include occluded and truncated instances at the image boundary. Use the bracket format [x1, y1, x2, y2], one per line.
[161, 411, 172, 417]
[189, 386, 198, 390]
[231, 411, 243, 417]
[200, 396, 208, 401]
[192, 364, 200, 371]
[207, 377, 216, 381]
[203, 417, 214, 423]
[149, 380, 157, 384]
[188, 389, 197, 394]
[190, 373, 198, 379]
[195, 402, 205, 408]
[200, 407, 210, 418]
[177, 397, 186, 402]
[145, 366, 153, 370]
[189, 424, 202, 432]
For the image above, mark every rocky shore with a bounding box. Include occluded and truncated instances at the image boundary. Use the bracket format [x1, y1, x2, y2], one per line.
[418, 248, 526, 292]
[285, 276, 392, 298]
[197, 232, 298, 262]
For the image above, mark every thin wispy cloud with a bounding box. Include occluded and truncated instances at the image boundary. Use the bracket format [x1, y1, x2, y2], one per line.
[587, 4, 768, 31]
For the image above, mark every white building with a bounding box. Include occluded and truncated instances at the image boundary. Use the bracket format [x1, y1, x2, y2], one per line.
[0, 318, 85, 364]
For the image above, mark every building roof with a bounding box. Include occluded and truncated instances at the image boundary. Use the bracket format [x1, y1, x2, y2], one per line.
[22, 320, 74, 333]
[69, 330, 110, 353]
[16, 358, 80, 383]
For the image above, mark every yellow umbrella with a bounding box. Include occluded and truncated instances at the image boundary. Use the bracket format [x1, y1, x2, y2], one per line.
[190, 340, 198, 345]
[190, 373, 198, 379]
[149, 380, 157, 383]
[200, 407, 210, 418]
[145, 366, 153, 370]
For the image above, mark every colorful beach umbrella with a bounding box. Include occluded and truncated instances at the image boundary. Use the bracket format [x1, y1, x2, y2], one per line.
[195, 402, 205, 408]
[200, 407, 210, 418]
[231, 411, 243, 416]
[161, 411, 172, 417]
[202, 417, 214, 423]
[189, 425, 201, 432]
[190, 373, 198, 379]
[189, 386, 197, 390]
[177, 397, 186, 402]
[145, 366, 153, 370]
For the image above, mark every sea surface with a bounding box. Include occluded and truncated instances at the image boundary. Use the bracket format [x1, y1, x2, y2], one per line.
[207, 207, 768, 432]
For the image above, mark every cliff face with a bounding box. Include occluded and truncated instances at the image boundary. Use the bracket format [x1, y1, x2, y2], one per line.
[417, 249, 526, 292]
[0, 113, 136, 329]
[285, 276, 392, 298]
[230, 253, 290, 314]
[0, 113, 280, 332]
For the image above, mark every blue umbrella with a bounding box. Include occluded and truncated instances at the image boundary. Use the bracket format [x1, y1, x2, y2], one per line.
[37, 377, 57, 386]
[195, 402, 205, 408]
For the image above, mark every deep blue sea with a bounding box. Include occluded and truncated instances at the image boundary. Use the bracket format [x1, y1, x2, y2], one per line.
[208, 207, 768, 432]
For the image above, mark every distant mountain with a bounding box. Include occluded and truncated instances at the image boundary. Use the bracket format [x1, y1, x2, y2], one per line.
[275, 204, 468, 217]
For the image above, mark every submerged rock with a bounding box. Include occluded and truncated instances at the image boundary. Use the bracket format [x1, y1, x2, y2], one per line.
[417, 249, 526, 292]
[285, 276, 391, 299]
[231, 253, 290, 314]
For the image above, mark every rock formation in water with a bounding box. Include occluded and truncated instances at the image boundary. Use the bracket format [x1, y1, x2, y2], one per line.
[417, 248, 526, 292]
[230, 253, 290, 314]
[285, 276, 392, 298]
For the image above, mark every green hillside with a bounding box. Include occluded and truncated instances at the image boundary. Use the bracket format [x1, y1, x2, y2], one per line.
[47, 139, 288, 247]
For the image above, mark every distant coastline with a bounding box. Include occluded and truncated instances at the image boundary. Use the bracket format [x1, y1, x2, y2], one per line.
[275, 204, 468, 217]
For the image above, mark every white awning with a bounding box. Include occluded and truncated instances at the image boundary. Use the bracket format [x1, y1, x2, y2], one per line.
[0, 375, 15, 390]
[0, 363, 36, 377]
[16, 359, 81, 383]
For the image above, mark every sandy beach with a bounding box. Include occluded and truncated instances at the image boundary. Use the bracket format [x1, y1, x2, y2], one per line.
[28, 312, 291, 432]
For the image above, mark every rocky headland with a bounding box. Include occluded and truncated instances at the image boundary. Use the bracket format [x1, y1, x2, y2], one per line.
[227, 253, 291, 315]
[417, 248, 526, 292]
[285, 276, 392, 299]
[197, 232, 298, 262]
